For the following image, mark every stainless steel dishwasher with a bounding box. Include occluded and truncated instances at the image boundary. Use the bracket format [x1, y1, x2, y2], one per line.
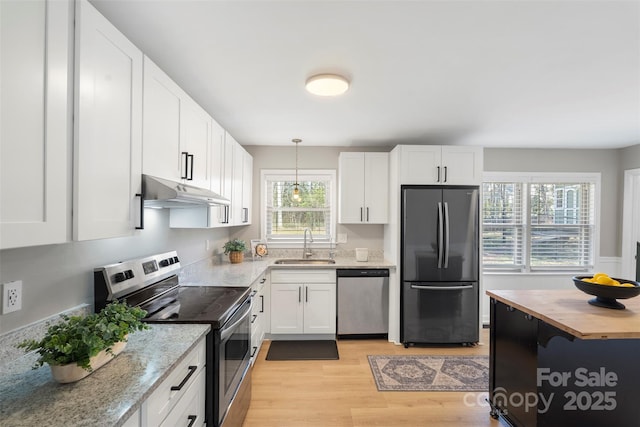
[337, 269, 389, 337]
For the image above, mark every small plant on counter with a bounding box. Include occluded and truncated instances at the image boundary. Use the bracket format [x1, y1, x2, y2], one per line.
[17, 300, 148, 372]
[223, 238, 247, 263]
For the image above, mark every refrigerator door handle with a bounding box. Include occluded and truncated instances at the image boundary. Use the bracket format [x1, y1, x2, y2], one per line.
[411, 284, 474, 291]
[443, 202, 450, 268]
[437, 202, 444, 268]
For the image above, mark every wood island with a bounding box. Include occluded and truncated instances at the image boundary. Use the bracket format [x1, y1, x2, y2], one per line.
[487, 289, 640, 427]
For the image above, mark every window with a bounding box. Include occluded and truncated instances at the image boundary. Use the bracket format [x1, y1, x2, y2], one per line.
[482, 173, 599, 272]
[261, 170, 336, 247]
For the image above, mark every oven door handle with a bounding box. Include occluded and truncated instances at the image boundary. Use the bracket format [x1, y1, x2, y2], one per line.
[220, 302, 251, 341]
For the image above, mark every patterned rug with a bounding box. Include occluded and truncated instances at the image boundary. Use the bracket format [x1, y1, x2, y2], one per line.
[367, 355, 489, 391]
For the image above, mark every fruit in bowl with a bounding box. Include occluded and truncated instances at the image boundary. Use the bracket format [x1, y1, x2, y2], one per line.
[573, 273, 640, 310]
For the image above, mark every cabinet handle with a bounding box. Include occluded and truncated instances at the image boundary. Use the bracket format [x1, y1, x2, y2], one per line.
[366, 207, 369, 222]
[305, 286, 308, 303]
[251, 290, 258, 297]
[251, 314, 257, 324]
[260, 295, 264, 313]
[187, 415, 197, 427]
[242, 207, 249, 223]
[444, 166, 448, 183]
[360, 207, 363, 222]
[260, 278, 266, 284]
[187, 154, 194, 181]
[437, 166, 441, 182]
[171, 365, 197, 391]
[298, 286, 301, 303]
[135, 192, 144, 230]
[251, 346, 258, 358]
[181, 152, 189, 179]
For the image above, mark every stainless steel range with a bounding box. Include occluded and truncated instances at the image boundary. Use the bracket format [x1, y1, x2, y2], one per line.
[94, 251, 252, 427]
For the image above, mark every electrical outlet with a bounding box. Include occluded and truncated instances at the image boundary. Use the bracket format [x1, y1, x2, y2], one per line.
[205, 239, 211, 251]
[337, 233, 347, 244]
[2, 280, 22, 314]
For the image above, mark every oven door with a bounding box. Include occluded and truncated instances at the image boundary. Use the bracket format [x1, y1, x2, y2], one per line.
[218, 297, 251, 426]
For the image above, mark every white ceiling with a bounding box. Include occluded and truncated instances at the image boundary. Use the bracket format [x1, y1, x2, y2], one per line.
[91, 0, 640, 149]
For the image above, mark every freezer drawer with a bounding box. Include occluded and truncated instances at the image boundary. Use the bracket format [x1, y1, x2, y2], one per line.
[337, 269, 389, 336]
[401, 281, 479, 345]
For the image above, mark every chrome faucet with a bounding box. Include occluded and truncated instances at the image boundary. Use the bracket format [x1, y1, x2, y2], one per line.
[303, 228, 314, 259]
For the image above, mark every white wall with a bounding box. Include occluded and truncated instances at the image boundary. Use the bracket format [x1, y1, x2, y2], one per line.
[232, 145, 393, 251]
[0, 209, 230, 334]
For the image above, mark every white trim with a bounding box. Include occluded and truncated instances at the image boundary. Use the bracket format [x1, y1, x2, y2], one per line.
[482, 172, 601, 273]
[622, 168, 640, 280]
[260, 169, 337, 248]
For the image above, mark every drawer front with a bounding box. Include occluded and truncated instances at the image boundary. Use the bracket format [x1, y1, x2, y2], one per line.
[160, 368, 206, 427]
[147, 339, 206, 426]
[271, 269, 336, 284]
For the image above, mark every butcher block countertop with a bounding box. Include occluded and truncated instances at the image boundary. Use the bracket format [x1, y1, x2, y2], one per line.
[486, 289, 640, 340]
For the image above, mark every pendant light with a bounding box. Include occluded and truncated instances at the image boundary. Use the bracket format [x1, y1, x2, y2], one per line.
[292, 138, 302, 200]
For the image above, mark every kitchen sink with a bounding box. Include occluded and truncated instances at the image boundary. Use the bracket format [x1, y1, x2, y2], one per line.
[273, 259, 336, 265]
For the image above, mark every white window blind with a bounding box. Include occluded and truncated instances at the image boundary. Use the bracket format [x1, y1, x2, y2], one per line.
[262, 170, 335, 245]
[483, 173, 599, 272]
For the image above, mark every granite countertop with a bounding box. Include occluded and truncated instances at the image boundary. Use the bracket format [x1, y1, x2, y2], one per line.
[0, 323, 210, 426]
[179, 256, 396, 288]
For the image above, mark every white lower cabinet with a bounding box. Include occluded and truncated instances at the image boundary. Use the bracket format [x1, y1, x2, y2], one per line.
[250, 272, 269, 363]
[143, 339, 206, 427]
[270, 270, 336, 335]
[122, 409, 141, 427]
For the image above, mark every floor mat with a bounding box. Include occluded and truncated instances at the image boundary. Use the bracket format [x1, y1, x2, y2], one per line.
[368, 355, 489, 391]
[266, 340, 339, 360]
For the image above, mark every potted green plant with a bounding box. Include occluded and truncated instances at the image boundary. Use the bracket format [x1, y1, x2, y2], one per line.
[18, 300, 148, 383]
[223, 238, 247, 264]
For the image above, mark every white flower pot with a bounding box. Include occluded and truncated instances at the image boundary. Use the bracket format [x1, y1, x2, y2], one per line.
[49, 340, 127, 383]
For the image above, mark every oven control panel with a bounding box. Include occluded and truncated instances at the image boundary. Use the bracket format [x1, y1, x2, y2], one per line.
[94, 251, 181, 302]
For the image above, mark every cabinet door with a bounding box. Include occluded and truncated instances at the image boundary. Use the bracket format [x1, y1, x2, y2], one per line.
[399, 145, 441, 185]
[364, 153, 389, 223]
[270, 283, 303, 334]
[338, 152, 365, 223]
[230, 141, 244, 225]
[242, 150, 253, 224]
[0, 0, 71, 249]
[209, 118, 225, 194]
[180, 99, 211, 189]
[303, 283, 336, 334]
[440, 146, 483, 185]
[74, 0, 143, 241]
[142, 56, 182, 181]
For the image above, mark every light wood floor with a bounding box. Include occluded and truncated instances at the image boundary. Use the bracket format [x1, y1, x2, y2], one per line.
[243, 330, 501, 427]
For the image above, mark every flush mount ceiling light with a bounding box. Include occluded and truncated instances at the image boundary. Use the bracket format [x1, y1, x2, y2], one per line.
[305, 74, 350, 96]
[292, 138, 302, 200]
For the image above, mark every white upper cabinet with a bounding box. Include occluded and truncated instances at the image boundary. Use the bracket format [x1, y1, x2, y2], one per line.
[339, 152, 389, 224]
[142, 56, 211, 189]
[74, 0, 143, 241]
[142, 57, 182, 181]
[398, 145, 483, 185]
[242, 149, 253, 225]
[0, 0, 71, 249]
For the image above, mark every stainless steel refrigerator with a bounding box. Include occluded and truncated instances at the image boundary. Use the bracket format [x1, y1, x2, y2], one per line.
[401, 185, 480, 346]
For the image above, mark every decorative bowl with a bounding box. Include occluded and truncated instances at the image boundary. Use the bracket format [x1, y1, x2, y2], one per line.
[572, 276, 640, 309]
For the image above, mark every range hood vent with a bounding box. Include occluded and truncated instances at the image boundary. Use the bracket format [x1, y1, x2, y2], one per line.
[143, 174, 230, 208]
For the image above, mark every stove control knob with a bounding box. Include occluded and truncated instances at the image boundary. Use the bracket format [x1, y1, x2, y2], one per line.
[113, 272, 126, 283]
[173, 256, 180, 263]
[159, 259, 169, 267]
[124, 269, 134, 279]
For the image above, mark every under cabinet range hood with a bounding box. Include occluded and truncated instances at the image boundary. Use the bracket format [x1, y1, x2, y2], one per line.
[143, 174, 230, 208]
